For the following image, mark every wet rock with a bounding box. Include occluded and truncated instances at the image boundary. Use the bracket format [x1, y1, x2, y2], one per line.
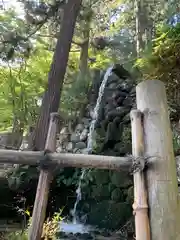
[114, 142, 122, 152]
[71, 133, 80, 143]
[81, 148, 90, 154]
[123, 97, 133, 107]
[105, 122, 120, 142]
[116, 96, 126, 105]
[111, 188, 124, 202]
[104, 101, 117, 116]
[91, 185, 110, 199]
[80, 129, 88, 141]
[122, 113, 130, 124]
[75, 142, 86, 149]
[75, 124, 84, 133]
[82, 118, 91, 126]
[73, 148, 82, 153]
[108, 183, 116, 193]
[79, 233, 94, 239]
[107, 82, 117, 89]
[66, 142, 73, 152]
[56, 146, 63, 153]
[106, 107, 130, 121]
[91, 170, 110, 185]
[106, 74, 119, 86]
[101, 230, 111, 237]
[111, 172, 132, 188]
[112, 90, 127, 99]
[115, 143, 131, 155]
[87, 200, 132, 229]
[58, 231, 69, 238]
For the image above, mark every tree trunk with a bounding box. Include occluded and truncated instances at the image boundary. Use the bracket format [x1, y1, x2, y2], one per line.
[78, 19, 91, 119]
[30, 0, 82, 151]
[134, 0, 147, 56]
[79, 31, 89, 75]
[6, 117, 24, 150]
[136, 80, 180, 240]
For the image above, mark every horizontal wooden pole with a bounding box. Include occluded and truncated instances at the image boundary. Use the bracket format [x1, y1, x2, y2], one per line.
[0, 149, 132, 172]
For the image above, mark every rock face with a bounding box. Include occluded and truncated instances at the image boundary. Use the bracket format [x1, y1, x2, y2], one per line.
[55, 64, 135, 231]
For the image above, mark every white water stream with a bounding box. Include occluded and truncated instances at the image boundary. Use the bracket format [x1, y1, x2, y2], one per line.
[60, 66, 113, 233]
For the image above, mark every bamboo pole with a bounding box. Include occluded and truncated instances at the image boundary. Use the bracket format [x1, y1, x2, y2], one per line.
[28, 113, 59, 240]
[136, 80, 180, 240]
[0, 150, 132, 171]
[130, 109, 151, 240]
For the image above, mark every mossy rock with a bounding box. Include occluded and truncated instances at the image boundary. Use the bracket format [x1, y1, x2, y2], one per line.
[90, 169, 110, 185]
[108, 183, 116, 193]
[126, 186, 134, 203]
[114, 142, 131, 155]
[111, 188, 124, 202]
[91, 184, 110, 199]
[87, 200, 132, 229]
[110, 172, 132, 188]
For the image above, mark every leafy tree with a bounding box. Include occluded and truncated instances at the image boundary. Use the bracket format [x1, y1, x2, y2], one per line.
[135, 23, 180, 122]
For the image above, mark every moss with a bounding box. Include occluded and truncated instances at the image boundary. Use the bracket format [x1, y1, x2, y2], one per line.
[87, 200, 132, 230]
[110, 172, 133, 188]
[111, 188, 124, 202]
[135, 24, 180, 121]
[126, 186, 134, 203]
[91, 184, 110, 199]
[90, 169, 110, 185]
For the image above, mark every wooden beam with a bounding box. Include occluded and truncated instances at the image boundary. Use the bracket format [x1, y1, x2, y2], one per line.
[0, 149, 132, 171]
[29, 113, 59, 240]
[50, 153, 131, 171]
[130, 109, 150, 240]
[136, 80, 180, 240]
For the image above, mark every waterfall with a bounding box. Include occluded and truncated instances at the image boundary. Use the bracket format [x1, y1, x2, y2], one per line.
[72, 66, 113, 223]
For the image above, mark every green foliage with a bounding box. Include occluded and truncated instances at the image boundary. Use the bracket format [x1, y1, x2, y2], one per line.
[0, 44, 52, 131]
[7, 165, 38, 190]
[56, 168, 81, 187]
[5, 210, 64, 240]
[135, 23, 180, 113]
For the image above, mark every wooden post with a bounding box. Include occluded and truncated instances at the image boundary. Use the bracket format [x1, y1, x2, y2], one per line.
[28, 113, 60, 240]
[136, 80, 180, 240]
[130, 109, 151, 240]
[0, 149, 132, 171]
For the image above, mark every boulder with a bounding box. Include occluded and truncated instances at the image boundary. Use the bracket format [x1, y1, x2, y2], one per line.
[110, 172, 133, 188]
[111, 188, 124, 202]
[91, 184, 110, 199]
[82, 118, 91, 126]
[75, 142, 86, 149]
[106, 107, 130, 121]
[66, 142, 73, 152]
[91, 170, 110, 185]
[71, 133, 80, 143]
[80, 129, 88, 141]
[87, 200, 132, 229]
[75, 124, 84, 133]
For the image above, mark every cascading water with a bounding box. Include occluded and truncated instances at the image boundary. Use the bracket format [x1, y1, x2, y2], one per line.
[72, 66, 114, 222]
[87, 66, 114, 152]
[71, 168, 86, 223]
[60, 66, 113, 234]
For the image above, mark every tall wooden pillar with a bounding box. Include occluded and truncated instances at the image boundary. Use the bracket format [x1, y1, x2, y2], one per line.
[136, 80, 180, 240]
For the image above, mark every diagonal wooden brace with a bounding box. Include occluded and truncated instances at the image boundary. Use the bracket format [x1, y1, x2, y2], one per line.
[28, 113, 61, 240]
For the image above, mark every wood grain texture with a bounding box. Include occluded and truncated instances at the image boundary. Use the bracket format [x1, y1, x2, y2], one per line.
[28, 113, 59, 240]
[0, 149, 132, 171]
[136, 80, 180, 240]
[130, 109, 150, 240]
